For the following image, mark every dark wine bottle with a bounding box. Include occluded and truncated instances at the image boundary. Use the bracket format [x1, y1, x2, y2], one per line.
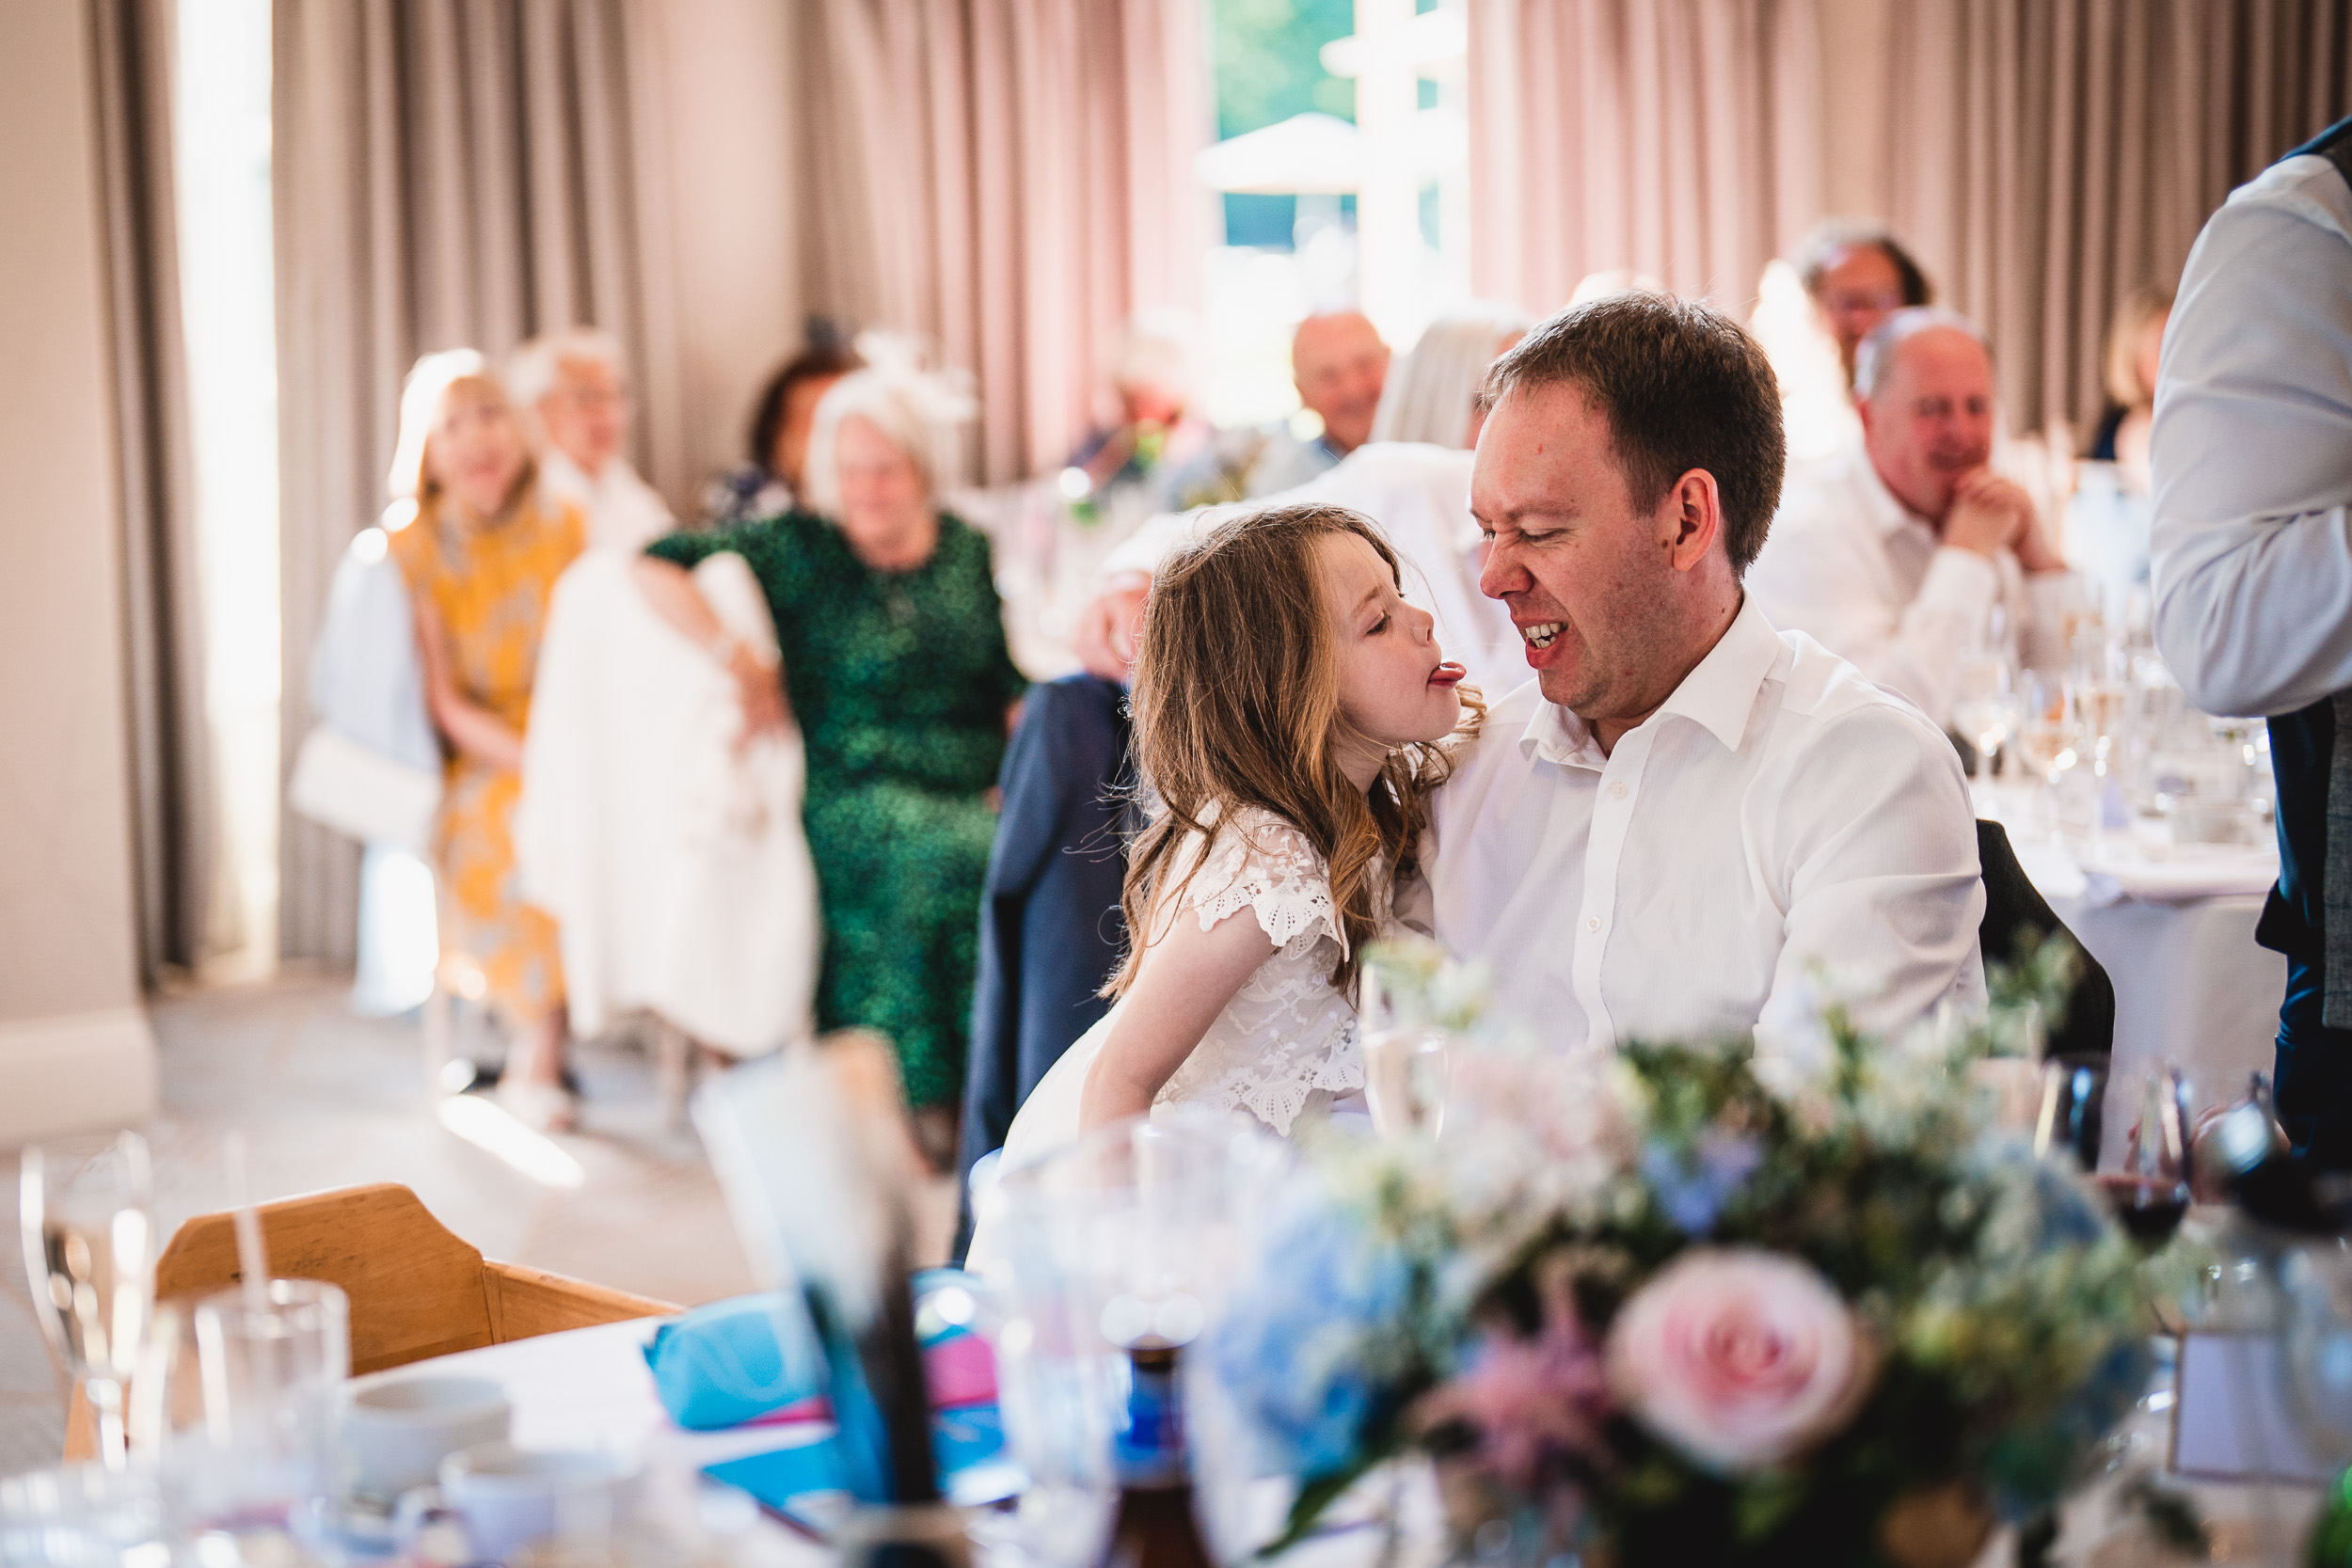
[1096, 1341, 1215, 1568]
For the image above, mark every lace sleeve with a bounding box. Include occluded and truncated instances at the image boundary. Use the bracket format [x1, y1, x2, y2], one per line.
[1175, 809, 1344, 955]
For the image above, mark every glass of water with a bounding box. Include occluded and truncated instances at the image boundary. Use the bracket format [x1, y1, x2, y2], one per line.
[19, 1132, 154, 1471]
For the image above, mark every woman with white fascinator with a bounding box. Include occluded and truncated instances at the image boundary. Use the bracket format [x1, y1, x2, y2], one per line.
[633, 345, 1027, 1164]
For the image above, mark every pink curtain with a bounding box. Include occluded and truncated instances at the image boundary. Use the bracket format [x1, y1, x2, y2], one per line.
[1467, 0, 1823, 319]
[1884, 0, 2352, 432]
[794, 0, 1210, 483]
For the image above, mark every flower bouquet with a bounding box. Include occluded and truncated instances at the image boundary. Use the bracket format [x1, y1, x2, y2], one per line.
[1210, 939, 2197, 1568]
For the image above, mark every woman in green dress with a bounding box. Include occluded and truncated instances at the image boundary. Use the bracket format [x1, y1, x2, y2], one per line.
[635, 369, 1025, 1160]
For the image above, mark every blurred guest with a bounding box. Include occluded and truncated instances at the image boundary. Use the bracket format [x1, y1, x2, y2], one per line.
[2085, 284, 2174, 493]
[634, 367, 1027, 1164]
[956, 583, 1143, 1209]
[702, 330, 864, 525]
[1748, 309, 2076, 726]
[1795, 221, 1935, 386]
[1369, 305, 1534, 449]
[2151, 115, 2352, 1166]
[508, 327, 672, 552]
[385, 351, 586, 1130]
[1248, 309, 1391, 495]
[1064, 310, 1219, 517]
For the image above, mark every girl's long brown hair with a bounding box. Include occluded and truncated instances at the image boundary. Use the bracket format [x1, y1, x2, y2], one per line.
[1105, 503, 1483, 1000]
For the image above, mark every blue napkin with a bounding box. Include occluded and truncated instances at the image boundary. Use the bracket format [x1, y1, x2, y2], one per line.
[703, 1403, 1016, 1518]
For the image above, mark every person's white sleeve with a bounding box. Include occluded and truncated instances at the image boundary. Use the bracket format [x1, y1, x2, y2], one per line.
[1087, 453, 1381, 589]
[1763, 704, 1988, 1049]
[2152, 162, 2352, 718]
[1749, 504, 1994, 722]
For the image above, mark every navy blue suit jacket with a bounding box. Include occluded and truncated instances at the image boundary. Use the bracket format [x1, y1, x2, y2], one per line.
[957, 674, 1132, 1195]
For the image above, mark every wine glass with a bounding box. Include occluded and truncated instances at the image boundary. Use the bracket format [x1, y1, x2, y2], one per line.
[20, 1132, 154, 1471]
[1359, 968, 1451, 1139]
[1952, 653, 2020, 806]
[2035, 1055, 2192, 1248]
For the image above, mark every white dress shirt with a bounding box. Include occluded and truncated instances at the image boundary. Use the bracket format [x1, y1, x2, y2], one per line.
[540, 448, 675, 553]
[1096, 442, 1521, 692]
[1749, 446, 2078, 725]
[1420, 595, 1986, 1051]
[2151, 151, 2352, 718]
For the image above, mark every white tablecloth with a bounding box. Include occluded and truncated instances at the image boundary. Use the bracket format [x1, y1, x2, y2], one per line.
[379, 1321, 2320, 1566]
[2000, 809, 2286, 1117]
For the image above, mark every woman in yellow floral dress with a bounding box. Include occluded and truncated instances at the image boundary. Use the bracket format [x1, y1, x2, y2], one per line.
[384, 350, 586, 1129]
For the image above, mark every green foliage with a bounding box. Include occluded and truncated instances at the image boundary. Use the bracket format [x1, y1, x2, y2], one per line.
[1210, 0, 1356, 137]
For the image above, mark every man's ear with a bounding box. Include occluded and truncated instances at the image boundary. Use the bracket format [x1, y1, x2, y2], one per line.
[1661, 468, 1723, 573]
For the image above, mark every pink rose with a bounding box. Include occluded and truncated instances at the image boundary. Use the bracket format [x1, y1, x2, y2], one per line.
[1603, 1247, 1876, 1473]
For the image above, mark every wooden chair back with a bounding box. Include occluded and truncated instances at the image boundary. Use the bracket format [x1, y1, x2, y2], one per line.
[66, 1182, 676, 1462]
[151, 1182, 675, 1374]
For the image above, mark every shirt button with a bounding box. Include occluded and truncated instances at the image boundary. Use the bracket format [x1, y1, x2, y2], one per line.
[1585, 914, 1602, 933]
[1610, 781, 1628, 800]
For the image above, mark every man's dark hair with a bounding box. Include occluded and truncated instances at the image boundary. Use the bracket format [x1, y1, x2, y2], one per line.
[746, 323, 864, 469]
[1794, 221, 1934, 308]
[1477, 293, 1787, 575]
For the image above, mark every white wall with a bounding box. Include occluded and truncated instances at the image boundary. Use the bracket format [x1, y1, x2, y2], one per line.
[628, 0, 808, 511]
[0, 0, 162, 1141]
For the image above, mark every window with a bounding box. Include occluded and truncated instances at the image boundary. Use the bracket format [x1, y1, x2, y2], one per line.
[1199, 0, 1470, 430]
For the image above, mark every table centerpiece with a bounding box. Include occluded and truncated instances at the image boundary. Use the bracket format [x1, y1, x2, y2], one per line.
[1209, 938, 2201, 1567]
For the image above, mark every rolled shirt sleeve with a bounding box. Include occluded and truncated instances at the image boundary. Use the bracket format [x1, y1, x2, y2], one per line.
[2152, 155, 2352, 719]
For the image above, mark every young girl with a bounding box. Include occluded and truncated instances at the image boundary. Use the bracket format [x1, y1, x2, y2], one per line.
[987, 502, 1479, 1174]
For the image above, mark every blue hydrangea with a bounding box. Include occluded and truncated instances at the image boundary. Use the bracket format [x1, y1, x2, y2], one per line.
[1640, 1128, 1763, 1236]
[1207, 1176, 1410, 1474]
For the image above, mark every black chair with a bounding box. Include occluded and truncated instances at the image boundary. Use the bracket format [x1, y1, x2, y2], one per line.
[1977, 818, 2115, 1058]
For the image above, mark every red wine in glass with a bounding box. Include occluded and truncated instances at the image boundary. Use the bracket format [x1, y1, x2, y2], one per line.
[2094, 1172, 2189, 1247]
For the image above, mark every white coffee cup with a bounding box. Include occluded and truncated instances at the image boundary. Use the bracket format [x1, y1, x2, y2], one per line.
[419, 1442, 641, 1564]
[342, 1376, 512, 1500]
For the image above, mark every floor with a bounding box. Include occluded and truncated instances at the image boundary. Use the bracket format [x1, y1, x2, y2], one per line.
[0, 974, 958, 1477]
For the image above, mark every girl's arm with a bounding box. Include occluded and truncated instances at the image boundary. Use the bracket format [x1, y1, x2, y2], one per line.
[1078, 908, 1277, 1128]
[411, 593, 524, 771]
[631, 554, 789, 737]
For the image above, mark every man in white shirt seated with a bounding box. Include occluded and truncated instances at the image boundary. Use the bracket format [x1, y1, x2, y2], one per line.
[1746, 309, 2077, 727]
[1426, 293, 1985, 1047]
[1245, 309, 1392, 497]
[508, 327, 675, 552]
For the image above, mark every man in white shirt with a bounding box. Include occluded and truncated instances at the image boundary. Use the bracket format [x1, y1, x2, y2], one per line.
[1747, 309, 2077, 727]
[2150, 115, 2352, 1166]
[1245, 310, 1392, 497]
[1427, 293, 1984, 1048]
[508, 327, 674, 552]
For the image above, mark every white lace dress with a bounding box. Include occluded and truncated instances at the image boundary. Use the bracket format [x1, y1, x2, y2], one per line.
[992, 805, 1372, 1166]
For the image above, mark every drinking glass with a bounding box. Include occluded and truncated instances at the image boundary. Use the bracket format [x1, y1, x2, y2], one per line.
[1358, 968, 1452, 1139]
[2036, 1055, 2192, 1248]
[186, 1279, 352, 1526]
[1952, 653, 2020, 802]
[19, 1132, 154, 1470]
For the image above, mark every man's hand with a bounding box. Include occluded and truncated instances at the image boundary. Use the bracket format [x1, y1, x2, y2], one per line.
[1072, 571, 1152, 681]
[1942, 469, 2036, 562]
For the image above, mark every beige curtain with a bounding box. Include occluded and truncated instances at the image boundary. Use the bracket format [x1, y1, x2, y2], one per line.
[90, 0, 220, 981]
[1884, 0, 2352, 434]
[273, 0, 681, 963]
[1467, 0, 1824, 318]
[792, 0, 1210, 483]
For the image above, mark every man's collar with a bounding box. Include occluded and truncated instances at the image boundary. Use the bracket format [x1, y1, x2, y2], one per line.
[1518, 596, 1784, 768]
[1852, 448, 1935, 539]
